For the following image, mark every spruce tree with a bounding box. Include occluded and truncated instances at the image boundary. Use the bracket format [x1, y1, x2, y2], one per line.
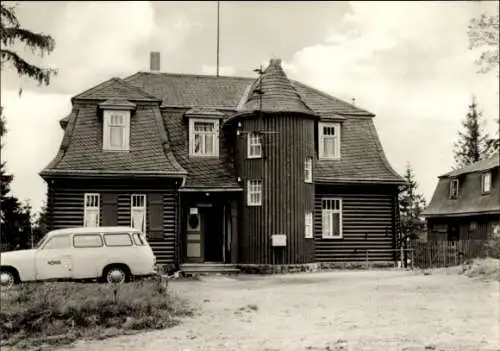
[399, 163, 426, 242]
[453, 97, 490, 168]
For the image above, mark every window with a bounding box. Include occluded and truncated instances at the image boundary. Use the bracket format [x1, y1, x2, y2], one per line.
[131, 194, 147, 232]
[84, 193, 100, 227]
[449, 178, 459, 199]
[104, 233, 133, 247]
[247, 180, 262, 206]
[133, 233, 145, 246]
[481, 172, 491, 193]
[42, 235, 71, 250]
[247, 132, 262, 158]
[305, 212, 313, 238]
[73, 234, 103, 248]
[103, 110, 130, 151]
[322, 198, 342, 238]
[304, 157, 313, 183]
[189, 119, 219, 157]
[318, 122, 340, 159]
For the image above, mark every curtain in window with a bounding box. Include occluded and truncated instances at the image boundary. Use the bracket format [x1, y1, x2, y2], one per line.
[322, 210, 331, 237]
[131, 209, 146, 232]
[84, 209, 99, 227]
[110, 126, 123, 147]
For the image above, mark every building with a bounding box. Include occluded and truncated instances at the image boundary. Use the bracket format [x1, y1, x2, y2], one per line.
[423, 152, 500, 241]
[40, 55, 404, 267]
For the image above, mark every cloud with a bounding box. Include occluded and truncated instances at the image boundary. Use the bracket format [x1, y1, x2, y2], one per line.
[1, 89, 71, 212]
[282, 1, 499, 201]
[201, 64, 235, 76]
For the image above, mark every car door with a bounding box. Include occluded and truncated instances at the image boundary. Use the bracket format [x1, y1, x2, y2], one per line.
[71, 233, 105, 279]
[35, 235, 73, 281]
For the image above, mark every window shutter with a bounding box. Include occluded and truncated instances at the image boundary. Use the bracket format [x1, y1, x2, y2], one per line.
[148, 193, 164, 240]
[101, 193, 118, 226]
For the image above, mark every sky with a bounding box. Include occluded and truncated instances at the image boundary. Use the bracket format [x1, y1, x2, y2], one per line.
[1, 1, 499, 213]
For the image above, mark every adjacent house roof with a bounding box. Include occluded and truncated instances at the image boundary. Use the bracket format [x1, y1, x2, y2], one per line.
[42, 58, 403, 185]
[443, 152, 500, 178]
[423, 152, 500, 217]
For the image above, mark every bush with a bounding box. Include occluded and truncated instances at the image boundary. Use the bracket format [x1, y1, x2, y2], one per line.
[0, 280, 193, 349]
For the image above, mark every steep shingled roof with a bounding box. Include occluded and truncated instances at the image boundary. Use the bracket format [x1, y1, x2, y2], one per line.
[42, 60, 402, 184]
[41, 104, 186, 178]
[237, 58, 315, 115]
[423, 153, 500, 217]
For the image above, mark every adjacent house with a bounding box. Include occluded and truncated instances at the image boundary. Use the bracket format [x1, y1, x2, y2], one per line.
[40, 55, 404, 267]
[423, 152, 500, 241]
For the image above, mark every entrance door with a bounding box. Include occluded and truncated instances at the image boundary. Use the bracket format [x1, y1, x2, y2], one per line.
[186, 207, 203, 263]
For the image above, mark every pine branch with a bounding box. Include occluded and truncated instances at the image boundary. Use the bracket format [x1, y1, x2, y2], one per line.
[1, 27, 55, 56]
[0, 49, 57, 85]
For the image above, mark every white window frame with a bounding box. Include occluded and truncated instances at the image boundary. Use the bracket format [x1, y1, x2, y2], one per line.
[131, 194, 147, 232]
[189, 118, 219, 157]
[247, 132, 262, 159]
[321, 198, 343, 239]
[305, 212, 313, 238]
[304, 157, 313, 183]
[318, 122, 341, 160]
[449, 178, 459, 199]
[247, 180, 262, 206]
[481, 172, 491, 193]
[103, 110, 130, 151]
[84, 193, 100, 227]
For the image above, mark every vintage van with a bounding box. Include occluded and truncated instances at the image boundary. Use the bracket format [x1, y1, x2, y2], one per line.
[0, 226, 156, 289]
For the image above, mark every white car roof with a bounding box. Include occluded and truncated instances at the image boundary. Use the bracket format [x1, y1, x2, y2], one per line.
[47, 226, 141, 237]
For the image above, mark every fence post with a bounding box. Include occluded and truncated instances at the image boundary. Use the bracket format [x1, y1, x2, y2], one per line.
[410, 248, 414, 270]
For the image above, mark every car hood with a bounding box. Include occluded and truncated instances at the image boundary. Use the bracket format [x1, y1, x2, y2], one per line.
[0, 249, 37, 264]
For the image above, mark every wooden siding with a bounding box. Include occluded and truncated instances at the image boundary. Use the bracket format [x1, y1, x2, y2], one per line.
[314, 184, 398, 262]
[236, 114, 315, 264]
[427, 215, 500, 241]
[46, 178, 179, 264]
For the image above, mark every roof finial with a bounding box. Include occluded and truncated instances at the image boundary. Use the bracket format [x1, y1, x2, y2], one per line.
[352, 97, 356, 106]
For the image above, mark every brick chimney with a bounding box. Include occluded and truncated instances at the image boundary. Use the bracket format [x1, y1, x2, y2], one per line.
[150, 52, 160, 72]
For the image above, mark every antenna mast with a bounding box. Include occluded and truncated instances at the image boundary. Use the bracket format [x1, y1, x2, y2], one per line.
[216, 0, 220, 77]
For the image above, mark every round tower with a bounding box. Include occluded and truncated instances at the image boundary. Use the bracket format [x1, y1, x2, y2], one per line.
[226, 58, 318, 264]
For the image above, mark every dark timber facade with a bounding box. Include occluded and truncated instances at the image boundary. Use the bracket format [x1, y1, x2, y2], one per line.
[40, 57, 404, 266]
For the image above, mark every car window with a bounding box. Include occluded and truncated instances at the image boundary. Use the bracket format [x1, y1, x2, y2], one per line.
[132, 233, 145, 246]
[73, 234, 103, 248]
[104, 233, 132, 247]
[42, 235, 71, 250]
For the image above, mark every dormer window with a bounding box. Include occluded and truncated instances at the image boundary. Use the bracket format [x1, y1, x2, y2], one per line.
[247, 132, 262, 158]
[103, 110, 130, 151]
[318, 122, 340, 159]
[481, 172, 491, 194]
[449, 178, 459, 199]
[189, 118, 219, 157]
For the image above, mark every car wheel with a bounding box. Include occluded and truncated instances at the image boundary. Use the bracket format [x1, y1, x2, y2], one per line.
[105, 267, 128, 284]
[0, 270, 16, 290]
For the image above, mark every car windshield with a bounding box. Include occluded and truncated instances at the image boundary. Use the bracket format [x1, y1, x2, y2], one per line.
[35, 234, 49, 249]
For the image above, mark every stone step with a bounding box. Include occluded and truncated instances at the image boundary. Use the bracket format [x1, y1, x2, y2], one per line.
[180, 263, 240, 274]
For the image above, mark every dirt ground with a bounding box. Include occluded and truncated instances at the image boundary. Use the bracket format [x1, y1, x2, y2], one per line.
[58, 270, 499, 351]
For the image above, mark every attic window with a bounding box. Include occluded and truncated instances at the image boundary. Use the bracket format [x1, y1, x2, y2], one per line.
[103, 110, 130, 151]
[318, 122, 340, 159]
[189, 118, 219, 157]
[449, 178, 459, 199]
[481, 172, 491, 194]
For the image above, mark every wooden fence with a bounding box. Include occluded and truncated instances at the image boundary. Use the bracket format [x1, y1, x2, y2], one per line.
[410, 240, 488, 269]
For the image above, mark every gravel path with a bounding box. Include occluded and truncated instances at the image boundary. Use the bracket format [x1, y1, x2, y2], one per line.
[57, 270, 499, 351]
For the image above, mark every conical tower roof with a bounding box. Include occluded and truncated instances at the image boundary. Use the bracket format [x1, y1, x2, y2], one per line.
[238, 58, 315, 115]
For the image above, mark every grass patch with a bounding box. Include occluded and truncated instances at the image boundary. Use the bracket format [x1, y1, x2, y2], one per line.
[0, 279, 194, 349]
[460, 257, 500, 281]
